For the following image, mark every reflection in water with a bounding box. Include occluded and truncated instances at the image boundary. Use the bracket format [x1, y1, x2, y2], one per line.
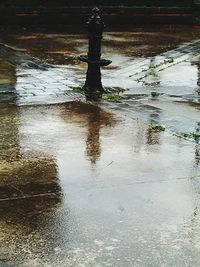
[1, 101, 200, 266]
[0, 106, 20, 162]
[0, 102, 116, 264]
[194, 122, 200, 167]
[86, 106, 101, 165]
[0, 105, 62, 200]
[0, 105, 63, 265]
[62, 101, 116, 165]
[197, 61, 200, 88]
[194, 61, 200, 99]
[146, 110, 161, 146]
[0, 59, 17, 104]
[143, 58, 160, 86]
[0, 60, 16, 85]
[133, 109, 162, 152]
[146, 126, 160, 146]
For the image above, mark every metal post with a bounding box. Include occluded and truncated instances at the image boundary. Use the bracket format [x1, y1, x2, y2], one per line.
[79, 7, 111, 100]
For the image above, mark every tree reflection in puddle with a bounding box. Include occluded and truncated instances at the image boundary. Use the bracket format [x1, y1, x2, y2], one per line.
[61, 101, 116, 166]
[0, 101, 117, 265]
[0, 104, 63, 265]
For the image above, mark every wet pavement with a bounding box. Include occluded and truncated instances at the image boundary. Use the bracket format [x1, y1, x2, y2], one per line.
[0, 25, 200, 266]
[0, 102, 200, 267]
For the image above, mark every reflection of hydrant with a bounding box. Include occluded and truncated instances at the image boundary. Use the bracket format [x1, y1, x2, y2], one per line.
[79, 7, 111, 98]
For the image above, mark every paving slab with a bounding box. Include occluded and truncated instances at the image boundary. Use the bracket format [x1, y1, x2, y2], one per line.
[0, 102, 199, 266]
[0, 26, 200, 266]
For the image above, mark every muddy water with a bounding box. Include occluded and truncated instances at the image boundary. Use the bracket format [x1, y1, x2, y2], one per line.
[0, 101, 200, 266]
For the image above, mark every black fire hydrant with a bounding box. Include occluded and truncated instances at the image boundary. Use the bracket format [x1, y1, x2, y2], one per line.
[79, 7, 112, 99]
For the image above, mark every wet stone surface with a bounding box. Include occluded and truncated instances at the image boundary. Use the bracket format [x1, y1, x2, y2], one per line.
[0, 102, 200, 267]
[0, 25, 200, 266]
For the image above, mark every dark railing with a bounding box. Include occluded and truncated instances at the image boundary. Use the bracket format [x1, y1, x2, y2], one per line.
[0, 1, 193, 7]
[0, 0, 196, 25]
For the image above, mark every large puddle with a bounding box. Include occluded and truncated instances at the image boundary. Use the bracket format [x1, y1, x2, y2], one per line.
[0, 24, 200, 266]
[0, 102, 200, 266]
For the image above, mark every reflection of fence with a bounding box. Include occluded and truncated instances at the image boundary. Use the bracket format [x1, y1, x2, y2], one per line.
[0, 1, 195, 25]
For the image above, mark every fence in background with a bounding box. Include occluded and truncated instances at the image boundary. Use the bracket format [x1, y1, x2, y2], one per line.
[0, 1, 197, 25]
